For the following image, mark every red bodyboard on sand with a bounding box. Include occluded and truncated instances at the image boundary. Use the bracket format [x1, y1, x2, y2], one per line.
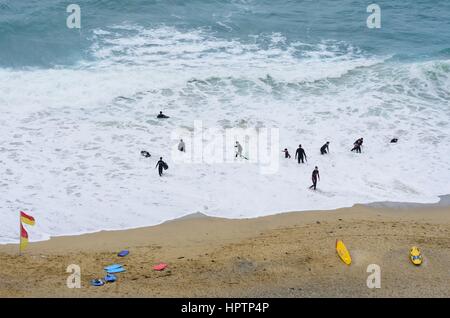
[153, 263, 168, 271]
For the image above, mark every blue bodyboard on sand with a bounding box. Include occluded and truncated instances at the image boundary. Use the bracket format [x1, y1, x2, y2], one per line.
[104, 264, 123, 271]
[118, 250, 129, 257]
[104, 274, 117, 282]
[106, 267, 126, 274]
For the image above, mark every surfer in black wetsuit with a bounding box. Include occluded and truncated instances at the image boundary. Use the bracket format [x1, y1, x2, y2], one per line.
[295, 144, 307, 164]
[351, 138, 363, 153]
[309, 166, 320, 190]
[155, 157, 166, 176]
[235, 141, 243, 158]
[320, 142, 330, 155]
[282, 148, 291, 158]
[157, 111, 170, 119]
[390, 138, 398, 143]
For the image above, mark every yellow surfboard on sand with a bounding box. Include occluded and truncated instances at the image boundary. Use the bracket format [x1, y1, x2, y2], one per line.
[410, 246, 423, 266]
[336, 239, 352, 265]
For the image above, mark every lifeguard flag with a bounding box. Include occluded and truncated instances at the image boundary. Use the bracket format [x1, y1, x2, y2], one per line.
[20, 211, 35, 252]
[20, 211, 35, 225]
[20, 223, 29, 251]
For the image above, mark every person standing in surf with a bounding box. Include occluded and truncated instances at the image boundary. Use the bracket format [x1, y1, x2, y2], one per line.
[155, 157, 167, 176]
[295, 144, 307, 164]
[309, 166, 320, 190]
[320, 141, 330, 155]
[178, 139, 186, 152]
[235, 141, 243, 158]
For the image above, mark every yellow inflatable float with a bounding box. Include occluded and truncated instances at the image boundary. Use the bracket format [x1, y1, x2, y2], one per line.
[410, 246, 423, 265]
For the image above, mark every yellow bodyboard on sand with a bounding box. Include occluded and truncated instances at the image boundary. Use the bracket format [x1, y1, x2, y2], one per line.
[410, 246, 423, 266]
[336, 239, 352, 265]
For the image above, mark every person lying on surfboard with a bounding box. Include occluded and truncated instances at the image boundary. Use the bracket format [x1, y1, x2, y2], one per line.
[141, 150, 151, 158]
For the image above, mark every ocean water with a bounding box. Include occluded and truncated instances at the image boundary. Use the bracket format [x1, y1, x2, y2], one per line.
[0, 0, 449, 243]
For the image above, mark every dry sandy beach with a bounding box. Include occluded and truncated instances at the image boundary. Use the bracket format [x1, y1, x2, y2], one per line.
[0, 204, 449, 298]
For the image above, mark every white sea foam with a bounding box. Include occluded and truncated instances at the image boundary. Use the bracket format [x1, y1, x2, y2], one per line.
[0, 26, 449, 243]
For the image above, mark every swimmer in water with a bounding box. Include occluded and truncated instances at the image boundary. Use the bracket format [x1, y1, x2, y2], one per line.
[157, 111, 170, 119]
[282, 148, 291, 158]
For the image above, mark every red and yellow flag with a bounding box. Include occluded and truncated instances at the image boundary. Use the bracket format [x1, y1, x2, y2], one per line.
[20, 211, 35, 252]
[20, 211, 35, 225]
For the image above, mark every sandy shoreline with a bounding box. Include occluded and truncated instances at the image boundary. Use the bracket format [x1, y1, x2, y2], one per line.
[0, 204, 449, 297]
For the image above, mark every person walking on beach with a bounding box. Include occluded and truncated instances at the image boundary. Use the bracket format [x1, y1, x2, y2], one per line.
[320, 141, 330, 155]
[178, 139, 186, 152]
[351, 138, 363, 153]
[282, 148, 291, 158]
[295, 144, 307, 164]
[309, 166, 320, 190]
[155, 157, 167, 176]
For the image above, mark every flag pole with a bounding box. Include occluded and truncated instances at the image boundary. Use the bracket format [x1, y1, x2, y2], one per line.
[19, 211, 21, 256]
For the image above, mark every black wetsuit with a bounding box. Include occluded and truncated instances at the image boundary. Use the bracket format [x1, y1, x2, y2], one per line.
[351, 143, 361, 153]
[309, 169, 320, 190]
[295, 147, 306, 163]
[283, 150, 291, 158]
[351, 139, 363, 153]
[155, 160, 165, 176]
[157, 113, 169, 119]
[320, 143, 329, 155]
[141, 150, 151, 158]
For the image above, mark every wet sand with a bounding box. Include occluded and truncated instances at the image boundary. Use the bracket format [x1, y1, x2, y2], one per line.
[0, 204, 449, 297]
